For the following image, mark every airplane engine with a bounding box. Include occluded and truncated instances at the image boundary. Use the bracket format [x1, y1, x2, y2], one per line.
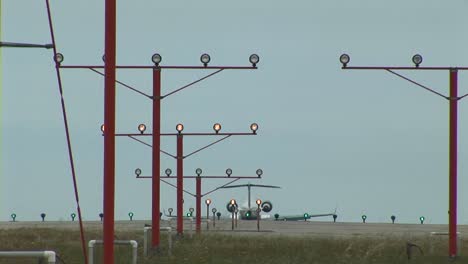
[261, 201, 273, 212]
[226, 201, 237, 213]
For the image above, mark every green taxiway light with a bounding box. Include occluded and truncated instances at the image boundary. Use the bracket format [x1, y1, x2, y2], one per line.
[361, 215, 367, 223]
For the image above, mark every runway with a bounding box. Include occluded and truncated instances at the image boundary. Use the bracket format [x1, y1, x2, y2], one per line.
[0, 219, 463, 238]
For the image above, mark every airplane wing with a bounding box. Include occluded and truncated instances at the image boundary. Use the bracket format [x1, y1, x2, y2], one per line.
[221, 183, 281, 189]
[276, 212, 336, 221]
[308, 213, 335, 218]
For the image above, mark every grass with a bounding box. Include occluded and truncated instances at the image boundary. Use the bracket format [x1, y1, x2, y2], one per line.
[0, 228, 466, 263]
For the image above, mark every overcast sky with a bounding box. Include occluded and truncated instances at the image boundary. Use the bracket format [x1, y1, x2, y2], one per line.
[2, 0, 468, 225]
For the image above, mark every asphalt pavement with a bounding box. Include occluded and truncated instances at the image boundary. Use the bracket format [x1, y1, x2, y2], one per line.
[0, 219, 463, 238]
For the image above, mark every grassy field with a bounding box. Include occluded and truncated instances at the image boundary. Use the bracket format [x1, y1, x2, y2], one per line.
[0, 228, 466, 263]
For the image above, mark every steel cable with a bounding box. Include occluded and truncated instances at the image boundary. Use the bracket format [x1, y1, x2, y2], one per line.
[45, 1, 88, 263]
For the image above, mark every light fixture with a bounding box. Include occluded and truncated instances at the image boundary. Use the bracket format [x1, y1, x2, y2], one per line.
[135, 168, 142, 176]
[391, 215, 396, 224]
[212, 208, 217, 213]
[226, 201, 235, 212]
[339, 54, 350, 68]
[128, 212, 134, 220]
[189, 207, 194, 213]
[152, 53, 162, 66]
[412, 54, 423, 67]
[176, 123, 184, 134]
[419, 216, 425, 224]
[101, 124, 105, 133]
[165, 168, 172, 177]
[245, 211, 252, 218]
[196, 168, 203, 176]
[249, 54, 260, 67]
[168, 208, 173, 216]
[226, 168, 232, 177]
[213, 123, 222, 134]
[256, 169, 263, 177]
[102, 54, 106, 62]
[200, 53, 211, 67]
[138, 124, 146, 134]
[54, 53, 64, 64]
[362, 215, 367, 223]
[250, 123, 258, 134]
[256, 199, 262, 205]
[205, 199, 211, 205]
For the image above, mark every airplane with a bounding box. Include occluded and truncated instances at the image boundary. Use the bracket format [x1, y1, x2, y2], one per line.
[221, 183, 281, 220]
[221, 183, 338, 222]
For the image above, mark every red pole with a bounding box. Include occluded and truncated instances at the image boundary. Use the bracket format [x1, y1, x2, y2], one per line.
[196, 177, 201, 233]
[449, 69, 458, 258]
[257, 206, 260, 231]
[152, 68, 161, 248]
[103, 0, 116, 263]
[206, 203, 210, 230]
[177, 135, 184, 235]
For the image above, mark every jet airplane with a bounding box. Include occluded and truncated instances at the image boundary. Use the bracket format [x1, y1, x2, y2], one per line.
[222, 183, 281, 220]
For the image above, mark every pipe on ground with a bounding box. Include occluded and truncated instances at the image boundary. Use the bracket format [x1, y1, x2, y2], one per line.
[0, 251, 56, 263]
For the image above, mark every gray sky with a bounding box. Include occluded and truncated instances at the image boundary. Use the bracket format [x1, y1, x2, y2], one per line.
[2, 0, 468, 224]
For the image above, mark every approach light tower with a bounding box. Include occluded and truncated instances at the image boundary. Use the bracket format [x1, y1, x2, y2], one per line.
[54, 0, 261, 262]
[61, 52, 259, 259]
[339, 53, 468, 258]
[123, 122, 264, 234]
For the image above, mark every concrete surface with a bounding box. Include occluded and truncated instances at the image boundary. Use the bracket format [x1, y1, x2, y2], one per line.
[0, 219, 463, 238]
